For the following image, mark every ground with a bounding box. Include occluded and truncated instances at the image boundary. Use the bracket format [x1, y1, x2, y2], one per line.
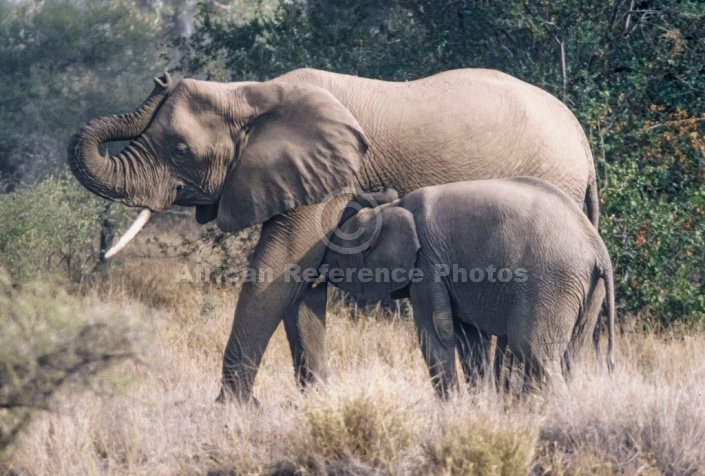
[2, 217, 704, 475]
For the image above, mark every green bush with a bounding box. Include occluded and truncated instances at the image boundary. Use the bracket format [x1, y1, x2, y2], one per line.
[602, 154, 705, 326]
[152, 224, 260, 285]
[0, 0, 165, 178]
[0, 174, 129, 283]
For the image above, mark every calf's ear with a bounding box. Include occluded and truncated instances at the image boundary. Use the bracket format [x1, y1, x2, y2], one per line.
[362, 206, 420, 297]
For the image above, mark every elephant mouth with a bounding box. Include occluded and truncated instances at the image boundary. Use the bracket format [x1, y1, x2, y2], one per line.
[173, 180, 220, 206]
[194, 202, 219, 224]
[171, 180, 222, 224]
[174, 186, 221, 224]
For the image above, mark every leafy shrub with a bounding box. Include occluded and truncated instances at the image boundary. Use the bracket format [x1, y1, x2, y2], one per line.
[0, 174, 129, 283]
[0, 0, 165, 177]
[602, 155, 705, 326]
[1, 134, 64, 192]
[151, 224, 260, 285]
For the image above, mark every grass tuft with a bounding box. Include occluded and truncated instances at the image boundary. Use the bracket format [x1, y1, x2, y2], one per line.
[423, 408, 537, 475]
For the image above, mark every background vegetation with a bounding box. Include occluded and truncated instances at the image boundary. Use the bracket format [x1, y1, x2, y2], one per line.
[0, 269, 138, 457]
[3, 0, 702, 324]
[0, 0, 704, 472]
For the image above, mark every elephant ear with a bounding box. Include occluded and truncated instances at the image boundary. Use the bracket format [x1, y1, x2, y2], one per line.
[364, 206, 420, 297]
[216, 82, 369, 232]
[331, 206, 420, 301]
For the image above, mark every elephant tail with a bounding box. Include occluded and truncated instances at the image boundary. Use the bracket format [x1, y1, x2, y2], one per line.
[601, 263, 616, 374]
[586, 170, 602, 362]
[585, 172, 600, 230]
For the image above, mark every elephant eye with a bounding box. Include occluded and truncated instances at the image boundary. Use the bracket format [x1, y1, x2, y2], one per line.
[174, 143, 189, 157]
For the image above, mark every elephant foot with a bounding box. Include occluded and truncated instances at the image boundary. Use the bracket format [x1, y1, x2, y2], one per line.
[215, 386, 261, 407]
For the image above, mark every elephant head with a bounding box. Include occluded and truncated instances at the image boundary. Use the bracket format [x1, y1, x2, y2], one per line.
[324, 198, 420, 301]
[68, 73, 369, 254]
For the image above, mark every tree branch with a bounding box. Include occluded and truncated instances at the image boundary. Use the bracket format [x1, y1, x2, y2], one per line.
[648, 118, 705, 130]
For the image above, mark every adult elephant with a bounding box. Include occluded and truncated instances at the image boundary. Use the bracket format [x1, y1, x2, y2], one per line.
[68, 68, 598, 402]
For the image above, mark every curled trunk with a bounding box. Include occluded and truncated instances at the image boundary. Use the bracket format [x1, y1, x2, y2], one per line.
[67, 73, 172, 203]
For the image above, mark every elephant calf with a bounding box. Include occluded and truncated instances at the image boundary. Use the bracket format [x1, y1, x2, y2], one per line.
[322, 177, 615, 398]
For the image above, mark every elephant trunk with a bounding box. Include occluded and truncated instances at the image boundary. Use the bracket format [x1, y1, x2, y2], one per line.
[67, 73, 171, 204]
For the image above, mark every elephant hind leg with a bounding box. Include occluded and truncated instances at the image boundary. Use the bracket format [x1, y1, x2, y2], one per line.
[454, 320, 492, 389]
[509, 325, 571, 398]
[509, 301, 576, 398]
[521, 355, 568, 399]
[568, 277, 606, 375]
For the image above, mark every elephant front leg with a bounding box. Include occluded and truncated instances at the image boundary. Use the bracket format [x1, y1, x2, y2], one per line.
[282, 282, 329, 388]
[218, 247, 325, 403]
[218, 275, 291, 403]
[218, 197, 348, 403]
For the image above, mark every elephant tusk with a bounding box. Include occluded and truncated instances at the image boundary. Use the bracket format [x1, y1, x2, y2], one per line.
[104, 208, 152, 259]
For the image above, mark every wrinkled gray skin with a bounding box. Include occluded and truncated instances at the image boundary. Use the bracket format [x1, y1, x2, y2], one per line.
[67, 68, 598, 402]
[324, 178, 615, 397]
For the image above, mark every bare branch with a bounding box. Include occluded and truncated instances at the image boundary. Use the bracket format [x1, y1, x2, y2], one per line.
[625, 0, 636, 32]
[648, 118, 705, 130]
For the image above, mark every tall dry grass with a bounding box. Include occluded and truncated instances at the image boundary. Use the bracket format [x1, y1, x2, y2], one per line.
[2, 224, 704, 475]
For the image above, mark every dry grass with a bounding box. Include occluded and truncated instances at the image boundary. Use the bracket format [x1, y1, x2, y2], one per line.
[2, 229, 704, 475]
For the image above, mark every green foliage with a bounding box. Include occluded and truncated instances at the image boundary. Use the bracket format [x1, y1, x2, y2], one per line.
[200, 293, 217, 318]
[181, 0, 705, 326]
[0, 268, 136, 456]
[0, 0, 166, 179]
[0, 174, 129, 283]
[151, 224, 260, 285]
[178, 0, 447, 81]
